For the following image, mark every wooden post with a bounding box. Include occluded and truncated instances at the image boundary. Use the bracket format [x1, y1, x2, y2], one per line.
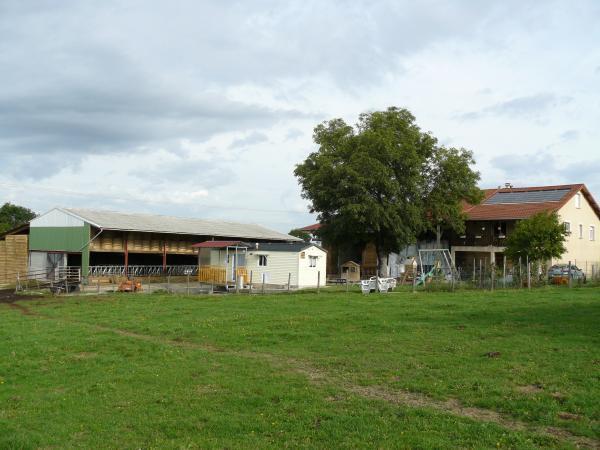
[317, 271, 321, 294]
[518, 256, 522, 289]
[472, 257, 476, 285]
[261, 273, 265, 294]
[287, 273, 291, 293]
[479, 259, 482, 289]
[526, 255, 531, 289]
[503, 255, 506, 289]
[249, 270, 253, 294]
[162, 241, 167, 273]
[187, 273, 191, 295]
[124, 238, 129, 278]
[346, 276, 349, 292]
[491, 263, 495, 292]
[97, 277, 100, 294]
[568, 261, 572, 288]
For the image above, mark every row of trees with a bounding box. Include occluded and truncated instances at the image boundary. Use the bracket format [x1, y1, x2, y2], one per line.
[0, 203, 36, 233]
[293, 107, 568, 273]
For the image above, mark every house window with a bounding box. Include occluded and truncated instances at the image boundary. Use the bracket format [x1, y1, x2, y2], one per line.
[575, 193, 581, 209]
[258, 255, 268, 266]
[578, 224, 583, 239]
[494, 221, 507, 238]
[590, 226, 596, 241]
[563, 222, 571, 234]
[309, 255, 318, 267]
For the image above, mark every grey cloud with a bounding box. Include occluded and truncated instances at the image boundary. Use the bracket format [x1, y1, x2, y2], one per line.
[285, 129, 304, 140]
[229, 132, 269, 149]
[560, 130, 579, 141]
[489, 151, 600, 198]
[458, 94, 571, 120]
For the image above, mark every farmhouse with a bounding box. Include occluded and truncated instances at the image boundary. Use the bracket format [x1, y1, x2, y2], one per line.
[300, 183, 600, 278]
[0, 207, 301, 285]
[451, 184, 600, 270]
[195, 240, 327, 288]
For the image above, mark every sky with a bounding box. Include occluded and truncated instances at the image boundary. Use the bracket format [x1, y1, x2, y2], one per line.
[1, 0, 599, 233]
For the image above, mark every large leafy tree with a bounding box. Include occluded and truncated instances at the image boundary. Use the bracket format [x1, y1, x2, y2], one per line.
[504, 212, 568, 262]
[424, 147, 484, 246]
[294, 107, 481, 274]
[0, 202, 36, 233]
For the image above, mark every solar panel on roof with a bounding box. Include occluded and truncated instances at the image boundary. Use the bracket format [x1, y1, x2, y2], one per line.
[484, 189, 570, 204]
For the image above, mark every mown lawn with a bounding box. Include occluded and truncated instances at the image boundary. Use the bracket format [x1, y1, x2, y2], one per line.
[0, 287, 598, 449]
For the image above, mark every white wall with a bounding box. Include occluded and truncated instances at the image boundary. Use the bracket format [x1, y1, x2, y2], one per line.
[245, 250, 299, 285]
[30, 208, 85, 228]
[297, 246, 327, 288]
[556, 190, 600, 272]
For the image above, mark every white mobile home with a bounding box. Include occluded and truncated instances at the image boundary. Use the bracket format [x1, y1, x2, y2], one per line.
[194, 241, 327, 288]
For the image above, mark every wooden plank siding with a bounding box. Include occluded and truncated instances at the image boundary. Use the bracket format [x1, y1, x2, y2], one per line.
[89, 231, 196, 255]
[0, 235, 28, 285]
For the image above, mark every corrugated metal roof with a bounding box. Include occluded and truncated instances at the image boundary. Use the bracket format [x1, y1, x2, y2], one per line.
[192, 241, 248, 248]
[61, 208, 300, 241]
[250, 242, 324, 253]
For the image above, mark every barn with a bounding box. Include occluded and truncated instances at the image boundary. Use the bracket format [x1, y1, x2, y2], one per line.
[1, 207, 300, 284]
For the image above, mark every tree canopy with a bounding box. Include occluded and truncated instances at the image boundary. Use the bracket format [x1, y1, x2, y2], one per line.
[294, 107, 482, 273]
[504, 212, 568, 262]
[0, 202, 36, 233]
[288, 228, 312, 242]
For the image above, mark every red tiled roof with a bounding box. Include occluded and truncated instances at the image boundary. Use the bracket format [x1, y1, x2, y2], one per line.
[192, 240, 246, 248]
[463, 184, 600, 221]
[299, 223, 322, 231]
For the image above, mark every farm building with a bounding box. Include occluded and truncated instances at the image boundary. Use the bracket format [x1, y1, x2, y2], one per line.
[451, 183, 600, 272]
[194, 240, 326, 288]
[0, 207, 300, 284]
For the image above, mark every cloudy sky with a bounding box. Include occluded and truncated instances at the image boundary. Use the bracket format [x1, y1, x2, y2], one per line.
[1, 1, 599, 232]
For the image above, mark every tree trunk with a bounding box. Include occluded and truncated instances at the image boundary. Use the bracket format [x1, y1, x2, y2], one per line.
[436, 224, 442, 248]
[377, 250, 388, 278]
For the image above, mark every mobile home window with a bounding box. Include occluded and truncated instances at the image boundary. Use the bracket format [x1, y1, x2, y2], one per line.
[590, 226, 596, 241]
[258, 255, 268, 266]
[578, 224, 583, 239]
[309, 255, 317, 267]
[575, 193, 581, 209]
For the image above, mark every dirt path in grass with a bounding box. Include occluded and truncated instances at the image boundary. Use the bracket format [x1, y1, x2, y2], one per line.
[4, 301, 599, 449]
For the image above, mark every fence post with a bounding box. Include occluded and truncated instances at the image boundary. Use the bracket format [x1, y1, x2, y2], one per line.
[317, 271, 321, 294]
[97, 277, 100, 294]
[518, 256, 522, 289]
[346, 277, 349, 292]
[491, 263, 495, 292]
[479, 259, 482, 289]
[526, 255, 531, 289]
[502, 255, 506, 289]
[249, 270, 253, 294]
[187, 273, 191, 295]
[287, 273, 291, 293]
[167, 274, 171, 293]
[472, 257, 476, 285]
[261, 273, 265, 294]
[568, 261, 572, 288]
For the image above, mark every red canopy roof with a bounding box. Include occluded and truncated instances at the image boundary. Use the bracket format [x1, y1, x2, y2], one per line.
[192, 240, 246, 248]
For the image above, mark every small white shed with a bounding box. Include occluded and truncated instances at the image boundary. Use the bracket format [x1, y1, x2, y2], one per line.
[245, 242, 326, 288]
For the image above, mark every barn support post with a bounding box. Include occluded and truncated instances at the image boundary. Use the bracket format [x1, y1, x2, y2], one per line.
[162, 241, 167, 273]
[124, 238, 129, 278]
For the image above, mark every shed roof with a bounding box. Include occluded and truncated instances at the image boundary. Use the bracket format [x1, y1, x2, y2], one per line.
[60, 208, 300, 241]
[250, 241, 325, 253]
[192, 241, 249, 249]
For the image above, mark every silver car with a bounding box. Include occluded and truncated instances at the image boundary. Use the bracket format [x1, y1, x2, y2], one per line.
[548, 264, 586, 283]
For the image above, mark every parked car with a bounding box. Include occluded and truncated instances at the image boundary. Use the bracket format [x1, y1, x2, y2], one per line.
[548, 264, 586, 284]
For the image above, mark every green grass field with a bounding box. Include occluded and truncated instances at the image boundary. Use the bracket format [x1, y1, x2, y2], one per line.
[1, 287, 599, 449]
